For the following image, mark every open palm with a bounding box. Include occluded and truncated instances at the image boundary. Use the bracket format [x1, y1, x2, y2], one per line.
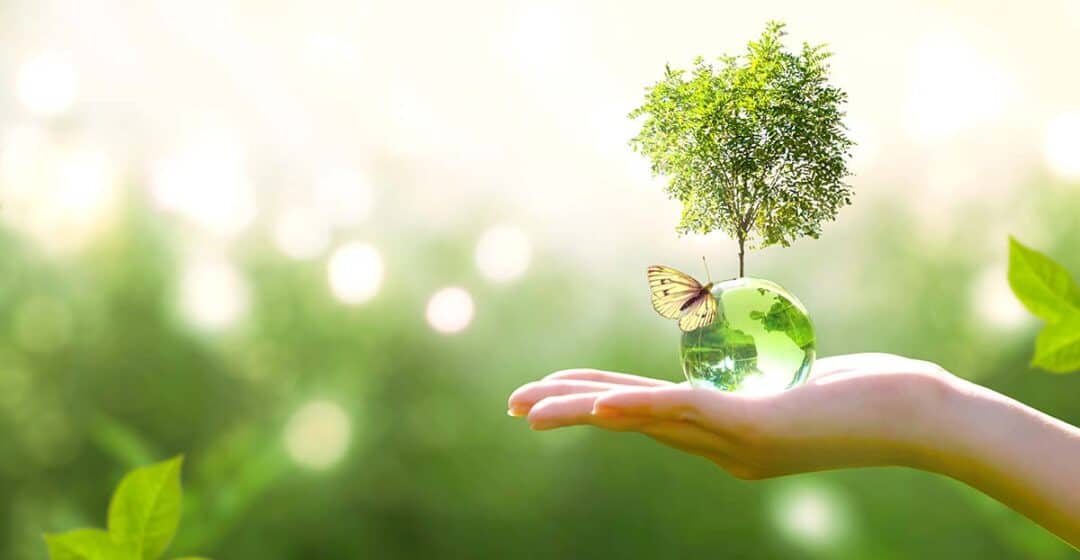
[508, 354, 953, 479]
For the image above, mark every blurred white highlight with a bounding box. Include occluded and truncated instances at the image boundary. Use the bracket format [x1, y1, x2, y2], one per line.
[284, 400, 352, 470]
[150, 127, 256, 237]
[426, 287, 475, 334]
[328, 242, 383, 304]
[475, 224, 532, 283]
[0, 128, 118, 252]
[736, 374, 788, 396]
[502, 3, 572, 74]
[304, 34, 363, 72]
[17, 53, 78, 117]
[274, 207, 330, 260]
[771, 483, 850, 546]
[905, 36, 1011, 144]
[1044, 110, 1080, 180]
[315, 167, 374, 228]
[972, 264, 1031, 329]
[180, 253, 250, 329]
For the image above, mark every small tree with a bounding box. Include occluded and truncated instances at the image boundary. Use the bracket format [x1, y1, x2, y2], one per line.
[629, 21, 854, 277]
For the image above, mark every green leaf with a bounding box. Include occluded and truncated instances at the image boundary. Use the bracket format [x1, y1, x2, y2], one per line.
[107, 456, 184, 560]
[1032, 317, 1080, 374]
[45, 529, 138, 560]
[1008, 236, 1080, 322]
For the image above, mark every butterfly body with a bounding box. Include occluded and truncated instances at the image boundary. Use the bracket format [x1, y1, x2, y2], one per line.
[647, 265, 720, 332]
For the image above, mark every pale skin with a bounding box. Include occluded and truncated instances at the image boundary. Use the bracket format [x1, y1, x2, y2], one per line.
[507, 354, 1080, 548]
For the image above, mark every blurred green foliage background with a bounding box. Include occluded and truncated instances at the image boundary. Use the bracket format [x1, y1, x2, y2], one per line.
[1, 0, 1080, 558]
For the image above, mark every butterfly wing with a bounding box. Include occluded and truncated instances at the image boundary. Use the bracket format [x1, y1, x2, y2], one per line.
[677, 292, 718, 332]
[648, 265, 704, 319]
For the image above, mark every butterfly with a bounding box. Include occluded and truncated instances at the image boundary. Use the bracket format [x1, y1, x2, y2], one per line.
[647, 263, 719, 332]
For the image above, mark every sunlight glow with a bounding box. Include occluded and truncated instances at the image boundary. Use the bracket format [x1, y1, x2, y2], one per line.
[179, 254, 250, 329]
[315, 167, 374, 228]
[304, 34, 362, 72]
[475, 224, 532, 283]
[150, 127, 256, 237]
[328, 242, 383, 304]
[904, 36, 1011, 144]
[54, 148, 117, 221]
[0, 128, 118, 252]
[426, 287, 475, 334]
[1043, 110, 1080, 180]
[501, 4, 572, 73]
[736, 374, 788, 396]
[284, 400, 352, 470]
[274, 207, 330, 260]
[17, 53, 78, 117]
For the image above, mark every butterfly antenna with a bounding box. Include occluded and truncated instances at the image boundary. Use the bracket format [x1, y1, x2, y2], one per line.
[702, 256, 713, 284]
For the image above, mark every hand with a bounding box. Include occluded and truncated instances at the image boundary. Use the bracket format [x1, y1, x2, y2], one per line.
[508, 353, 954, 479]
[509, 353, 1080, 546]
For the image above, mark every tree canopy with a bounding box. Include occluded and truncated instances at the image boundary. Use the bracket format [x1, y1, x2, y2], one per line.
[629, 21, 854, 276]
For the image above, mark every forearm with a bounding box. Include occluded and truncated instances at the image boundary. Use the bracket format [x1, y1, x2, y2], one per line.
[923, 377, 1080, 547]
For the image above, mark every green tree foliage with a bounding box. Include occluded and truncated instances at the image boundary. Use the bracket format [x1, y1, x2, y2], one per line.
[1008, 236, 1080, 373]
[45, 457, 208, 560]
[629, 21, 854, 276]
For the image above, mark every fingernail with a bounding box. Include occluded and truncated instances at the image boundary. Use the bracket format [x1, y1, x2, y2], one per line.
[507, 406, 527, 417]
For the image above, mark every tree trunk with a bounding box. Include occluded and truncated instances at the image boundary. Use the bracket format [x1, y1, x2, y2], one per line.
[737, 237, 745, 278]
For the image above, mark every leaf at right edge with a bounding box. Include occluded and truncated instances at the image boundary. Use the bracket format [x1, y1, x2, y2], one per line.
[108, 456, 184, 560]
[1007, 237, 1080, 322]
[45, 529, 138, 560]
[1032, 317, 1080, 374]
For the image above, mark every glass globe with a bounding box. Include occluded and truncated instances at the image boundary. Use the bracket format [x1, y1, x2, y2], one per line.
[680, 277, 815, 394]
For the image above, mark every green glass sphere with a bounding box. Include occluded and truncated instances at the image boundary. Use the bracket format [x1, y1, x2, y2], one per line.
[680, 277, 815, 394]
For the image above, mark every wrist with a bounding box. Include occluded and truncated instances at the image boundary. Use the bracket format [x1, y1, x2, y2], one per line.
[893, 371, 972, 473]
[904, 373, 1023, 480]
[904, 374, 1080, 544]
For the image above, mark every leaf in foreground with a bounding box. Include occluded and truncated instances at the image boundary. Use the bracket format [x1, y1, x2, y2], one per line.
[107, 455, 184, 560]
[1032, 317, 1080, 374]
[1007, 236, 1080, 322]
[45, 529, 138, 560]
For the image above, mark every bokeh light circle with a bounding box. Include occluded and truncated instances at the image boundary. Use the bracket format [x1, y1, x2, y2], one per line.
[179, 255, 250, 330]
[327, 242, 383, 304]
[475, 224, 532, 283]
[0, 130, 118, 252]
[274, 207, 330, 260]
[426, 287, 475, 334]
[284, 400, 352, 470]
[149, 127, 257, 237]
[771, 483, 850, 547]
